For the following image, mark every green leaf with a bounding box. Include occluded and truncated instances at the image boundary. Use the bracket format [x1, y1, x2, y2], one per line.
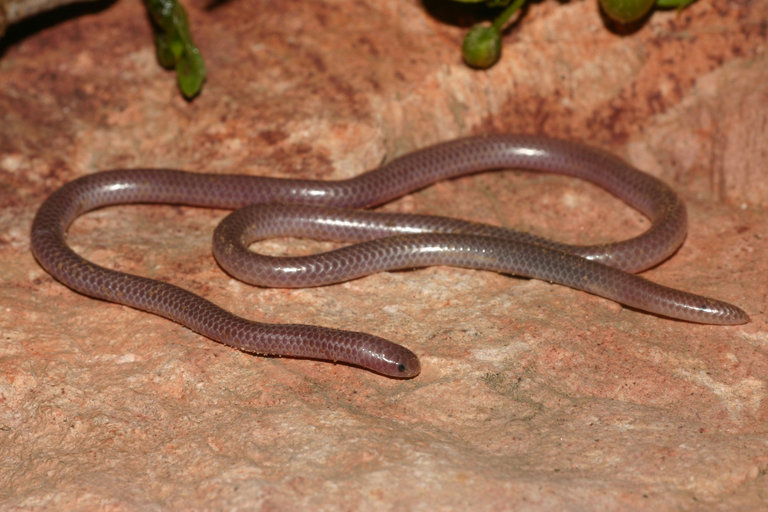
[154, 33, 175, 69]
[145, 0, 206, 99]
[176, 47, 205, 99]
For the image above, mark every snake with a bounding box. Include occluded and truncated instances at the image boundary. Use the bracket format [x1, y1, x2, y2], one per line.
[30, 134, 749, 378]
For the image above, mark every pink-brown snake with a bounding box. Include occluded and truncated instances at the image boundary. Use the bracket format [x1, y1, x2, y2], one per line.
[30, 134, 749, 378]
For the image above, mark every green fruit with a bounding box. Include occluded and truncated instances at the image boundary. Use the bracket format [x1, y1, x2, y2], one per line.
[599, 0, 655, 23]
[462, 25, 502, 69]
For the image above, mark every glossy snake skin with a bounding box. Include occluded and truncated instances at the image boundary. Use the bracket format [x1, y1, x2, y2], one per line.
[31, 135, 749, 378]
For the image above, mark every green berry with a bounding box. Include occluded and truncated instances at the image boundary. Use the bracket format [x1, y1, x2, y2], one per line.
[599, 0, 655, 23]
[462, 25, 502, 69]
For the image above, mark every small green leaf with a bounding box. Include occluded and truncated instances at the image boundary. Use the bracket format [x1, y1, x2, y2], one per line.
[176, 46, 206, 99]
[154, 34, 175, 69]
[145, 0, 206, 99]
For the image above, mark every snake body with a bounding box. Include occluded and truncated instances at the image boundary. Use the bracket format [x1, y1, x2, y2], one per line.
[30, 135, 749, 378]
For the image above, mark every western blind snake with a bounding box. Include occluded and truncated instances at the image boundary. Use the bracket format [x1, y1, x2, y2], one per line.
[30, 134, 749, 378]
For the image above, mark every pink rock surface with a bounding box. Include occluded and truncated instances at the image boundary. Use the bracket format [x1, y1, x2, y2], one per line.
[1, 0, 767, 509]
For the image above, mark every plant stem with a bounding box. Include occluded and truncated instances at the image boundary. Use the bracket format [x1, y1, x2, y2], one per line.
[492, 0, 527, 32]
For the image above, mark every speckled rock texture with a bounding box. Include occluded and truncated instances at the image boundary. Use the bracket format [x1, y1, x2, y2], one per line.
[1, 0, 767, 509]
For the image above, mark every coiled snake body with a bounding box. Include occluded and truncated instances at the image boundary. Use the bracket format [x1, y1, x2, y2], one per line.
[31, 135, 749, 378]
